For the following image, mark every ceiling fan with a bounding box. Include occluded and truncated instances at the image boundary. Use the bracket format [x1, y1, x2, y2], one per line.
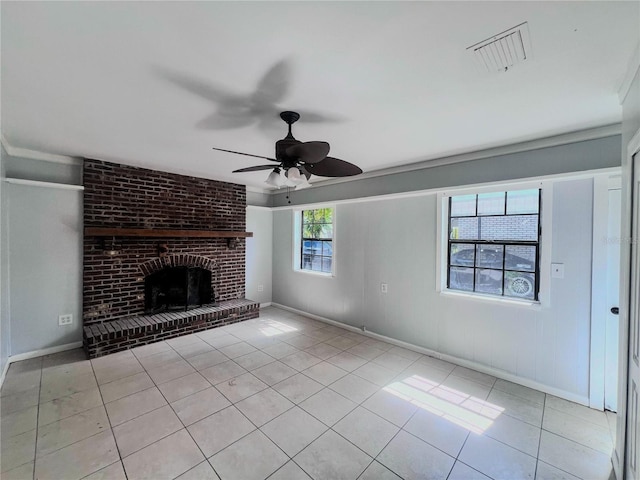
[212, 111, 362, 189]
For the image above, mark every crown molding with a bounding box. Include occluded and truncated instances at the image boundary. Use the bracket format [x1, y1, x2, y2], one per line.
[1, 136, 82, 165]
[270, 166, 620, 211]
[268, 123, 622, 195]
[246, 185, 271, 195]
[619, 42, 640, 104]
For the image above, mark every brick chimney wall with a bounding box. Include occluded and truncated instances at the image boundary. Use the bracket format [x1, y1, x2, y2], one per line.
[83, 159, 247, 325]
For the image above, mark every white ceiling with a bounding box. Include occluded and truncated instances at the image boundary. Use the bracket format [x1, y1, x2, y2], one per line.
[2, 1, 638, 190]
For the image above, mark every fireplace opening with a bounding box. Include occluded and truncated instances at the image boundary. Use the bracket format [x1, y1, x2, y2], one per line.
[145, 266, 213, 313]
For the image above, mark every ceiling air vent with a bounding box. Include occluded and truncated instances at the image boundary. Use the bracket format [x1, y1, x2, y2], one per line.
[467, 22, 531, 73]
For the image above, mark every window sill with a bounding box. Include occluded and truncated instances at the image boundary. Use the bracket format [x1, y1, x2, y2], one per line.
[439, 289, 542, 309]
[293, 268, 335, 279]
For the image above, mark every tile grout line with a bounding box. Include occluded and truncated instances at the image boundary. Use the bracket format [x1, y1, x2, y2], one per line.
[533, 392, 548, 480]
[140, 336, 295, 479]
[31, 359, 43, 480]
[13, 312, 609, 480]
[168, 327, 401, 478]
[88, 351, 130, 480]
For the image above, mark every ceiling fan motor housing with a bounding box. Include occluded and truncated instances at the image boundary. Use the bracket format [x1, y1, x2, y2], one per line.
[275, 137, 303, 167]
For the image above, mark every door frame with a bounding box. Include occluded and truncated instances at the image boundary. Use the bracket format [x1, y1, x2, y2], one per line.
[614, 126, 640, 480]
[590, 172, 622, 410]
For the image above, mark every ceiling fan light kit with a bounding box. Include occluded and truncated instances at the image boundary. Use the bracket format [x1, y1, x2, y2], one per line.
[285, 166, 304, 185]
[265, 168, 284, 187]
[214, 111, 363, 195]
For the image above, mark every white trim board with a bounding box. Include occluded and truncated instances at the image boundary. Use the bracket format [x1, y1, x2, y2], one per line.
[271, 302, 591, 406]
[246, 205, 272, 212]
[0, 359, 10, 390]
[1, 136, 82, 165]
[590, 174, 610, 410]
[7, 342, 83, 364]
[5, 178, 84, 191]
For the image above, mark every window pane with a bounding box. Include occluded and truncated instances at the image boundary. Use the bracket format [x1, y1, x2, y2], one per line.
[476, 245, 504, 269]
[313, 208, 332, 223]
[506, 189, 539, 215]
[505, 245, 536, 272]
[303, 210, 315, 223]
[303, 225, 316, 238]
[450, 217, 478, 240]
[475, 269, 503, 295]
[319, 224, 333, 238]
[322, 241, 333, 257]
[311, 256, 322, 271]
[449, 267, 474, 291]
[450, 195, 476, 217]
[478, 215, 538, 241]
[322, 257, 332, 273]
[450, 243, 475, 267]
[504, 271, 535, 299]
[477, 192, 505, 216]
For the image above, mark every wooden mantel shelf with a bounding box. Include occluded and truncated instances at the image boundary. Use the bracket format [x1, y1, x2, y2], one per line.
[85, 227, 253, 238]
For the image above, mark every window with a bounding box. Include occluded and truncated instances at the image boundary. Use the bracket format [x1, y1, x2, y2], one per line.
[447, 189, 541, 300]
[300, 208, 334, 274]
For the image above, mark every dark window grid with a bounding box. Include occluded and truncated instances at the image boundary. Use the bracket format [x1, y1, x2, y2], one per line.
[449, 243, 537, 272]
[447, 191, 541, 300]
[450, 191, 539, 218]
[301, 241, 332, 272]
[450, 212, 539, 219]
[302, 256, 332, 273]
[300, 215, 333, 272]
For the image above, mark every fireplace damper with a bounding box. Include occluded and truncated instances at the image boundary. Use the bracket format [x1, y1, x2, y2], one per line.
[145, 266, 213, 313]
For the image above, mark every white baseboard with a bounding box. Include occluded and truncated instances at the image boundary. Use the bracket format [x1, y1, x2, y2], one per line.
[260, 302, 273, 308]
[8, 342, 83, 364]
[271, 302, 590, 407]
[0, 358, 10, 389]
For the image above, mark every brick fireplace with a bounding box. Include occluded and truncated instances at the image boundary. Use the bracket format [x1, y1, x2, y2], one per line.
[82, 159, 259, 358]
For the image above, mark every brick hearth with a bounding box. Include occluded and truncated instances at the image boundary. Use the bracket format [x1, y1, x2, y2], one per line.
[83, 299, 259, 358]
[82, 159, 258, 357]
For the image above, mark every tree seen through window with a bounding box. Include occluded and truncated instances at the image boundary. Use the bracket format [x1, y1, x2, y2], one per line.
[301, 208, 333, 273]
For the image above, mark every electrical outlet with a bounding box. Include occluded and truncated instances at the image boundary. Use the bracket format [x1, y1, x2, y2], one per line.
[58, 314, 73, 326]
[257, 284, 264, 292]
[381, 283, 388, 294]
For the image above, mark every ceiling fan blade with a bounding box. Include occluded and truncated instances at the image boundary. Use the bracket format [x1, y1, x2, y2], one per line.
[232, 165, 278, 173]
[251, 59, 292, 105]
[286, 141, 330, 164]
[295, 109, 347, 124]
[305, 157, 363, 177]
[154, 67, 237, 104]
[212, 147, 278, 162]
[197, 112, 255, 130]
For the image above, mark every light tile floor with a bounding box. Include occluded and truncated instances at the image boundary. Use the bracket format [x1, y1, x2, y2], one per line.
[0, 307, 617, 480]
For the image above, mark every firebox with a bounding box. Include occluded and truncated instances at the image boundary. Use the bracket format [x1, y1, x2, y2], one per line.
[144, 266, 213, 313]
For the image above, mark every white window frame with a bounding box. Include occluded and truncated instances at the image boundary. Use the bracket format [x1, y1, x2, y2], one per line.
[292, 204, 336, 278]
[436, 181, 552, 307]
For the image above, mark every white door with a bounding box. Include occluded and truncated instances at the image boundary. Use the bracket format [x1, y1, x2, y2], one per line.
[606, 186, 622, 411]
[625, 152, 640, 480]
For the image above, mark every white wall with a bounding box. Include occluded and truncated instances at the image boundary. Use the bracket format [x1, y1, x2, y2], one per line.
[8, 183, 83, 354]
[245, 206, 273, 305]
[272, 176, 596, 402]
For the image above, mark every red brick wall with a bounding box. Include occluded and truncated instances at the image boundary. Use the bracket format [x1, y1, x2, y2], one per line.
[83, 159, 247, 324]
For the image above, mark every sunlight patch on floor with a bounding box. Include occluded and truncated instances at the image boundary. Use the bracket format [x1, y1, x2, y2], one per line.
[384, 375, 504, 434]
[259, 320, 299, 337]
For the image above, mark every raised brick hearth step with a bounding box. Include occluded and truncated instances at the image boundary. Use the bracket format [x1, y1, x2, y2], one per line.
[83, 299, 259, 358]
